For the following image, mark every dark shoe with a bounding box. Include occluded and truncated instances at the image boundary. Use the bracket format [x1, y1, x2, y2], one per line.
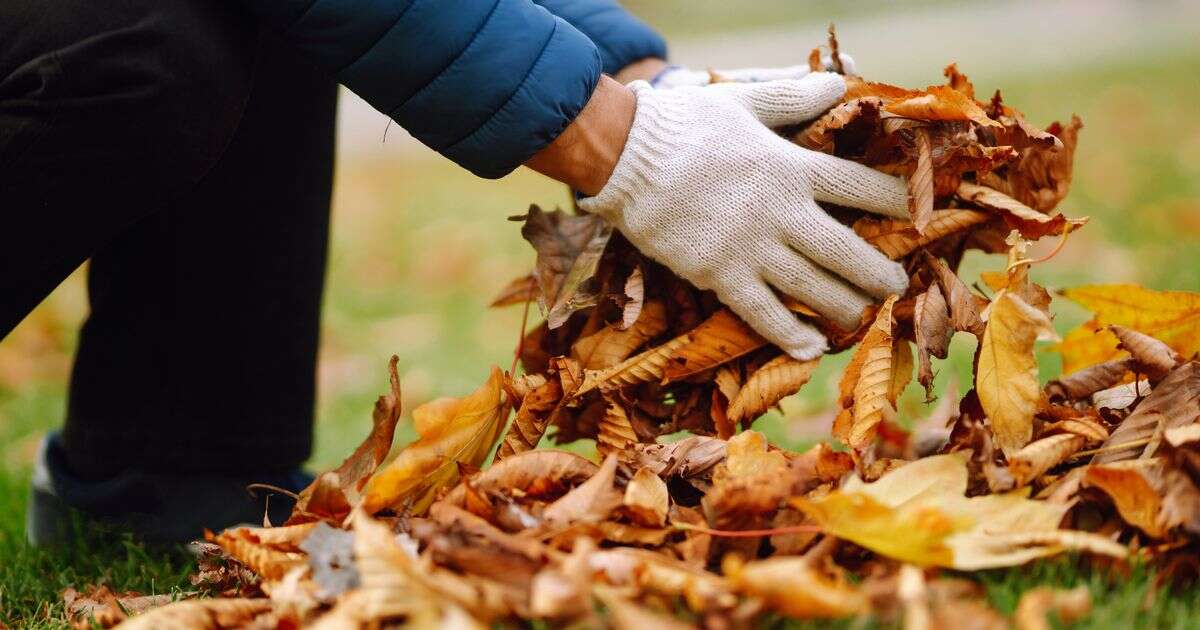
[27, 432, 312, 546]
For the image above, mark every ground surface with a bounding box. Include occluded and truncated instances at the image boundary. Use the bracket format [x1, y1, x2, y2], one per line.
[3, 2, 1200, 627]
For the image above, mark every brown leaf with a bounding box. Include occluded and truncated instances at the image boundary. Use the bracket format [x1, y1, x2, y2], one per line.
[727, 354, 820, 426]
[1014, 586, 1092, 630]
[884, 85, 1001, 128]
[835, 296, 898, 449]
[288, 356, 402, 524]
[597, 395, 639, 457]
[793, 97, 883, 153]
[208, 529, 306, 582]
[64, 586, 176, 629]
[724, 556, 868, 619]
[923, 251, 987, 336]
[543, 454, 622, 525]
[623, 467, 669, 528]
[1085, 459, 1200, 538]
[114, 599, 274, 630]
[956, 182, 1087, 239]
[1007, 434, 1086, 487]
[854, 209, 990, 260]
[1111, 325, 1183, 381]
[1094, 362, 1200, 463]
[662, 309, 766, 381]
[490, 274, 537, 308]
[496, 376, 562, 461]
[976, 289, 1056, 457]
[1046, 358, 1133, 400]
[909, 127, 934, 234]
[914, 282, 952, 399]
[519, 205, 612, 328]
[621, 436, 727, 480]
[619, 265, 645, 330]
[571, 300, 668, 370]
[980, 115, 1082, 212]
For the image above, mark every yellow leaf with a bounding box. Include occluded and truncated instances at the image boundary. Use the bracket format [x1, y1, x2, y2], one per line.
[1050, 318, 1123, 375]
[361, 367, 508, 515]
[1060, 284, 1200, 362]
[791, 454, 1125, 569]
[719, 430, 788, 481]
[977, 290, 1057, 457]
[1084, 461, 1167, 538]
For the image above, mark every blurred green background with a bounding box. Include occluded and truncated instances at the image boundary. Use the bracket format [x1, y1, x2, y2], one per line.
[2, 0, 1200, 626]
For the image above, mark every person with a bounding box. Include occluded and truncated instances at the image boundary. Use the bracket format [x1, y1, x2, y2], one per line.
[1, 0, 909, 544]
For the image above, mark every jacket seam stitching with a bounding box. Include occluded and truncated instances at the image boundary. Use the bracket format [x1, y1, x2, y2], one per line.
[332, 0, 421, 76]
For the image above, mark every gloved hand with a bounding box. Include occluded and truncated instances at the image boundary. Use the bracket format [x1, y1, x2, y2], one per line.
[579, 73, 909, 360]
[651, 54, 856, 89]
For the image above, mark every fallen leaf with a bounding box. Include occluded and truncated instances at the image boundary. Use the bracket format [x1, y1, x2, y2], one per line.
[114, 599, 274, 630]
[914, 282, 952, 399]
[977, 289, 1057, 457]
[288, 356, 403, 524]
[619, 266, 645, 330]
[490, 274, 537, 308]
[362, 367, 509, 515]
[496, 376, 562, 461]
[572, 300, 668, 371]
[792, 454, 1125, 569]
[1111, 325, 1183, 380]
[520, 205, 612, 329]
[909, 128, 935, 233]
[957, 182, 1086, 239]
[597, 394, 639, 457]
[1093, 362, 1200, 463]
[1060, 284, 1200, 364]
[836, 295, 898, 449]
[1008, 434, 1086, 487]
[1014, 586, 1092, 630]
[1086, 458, 1200, 538]
[623, 467, 670, 528]
[854, 209, 990, 260]
[724, 556, 868, 619]
[727, 354, 820, 426]
[543, 454, 622, 525]
[1046, 358, 1133, 400]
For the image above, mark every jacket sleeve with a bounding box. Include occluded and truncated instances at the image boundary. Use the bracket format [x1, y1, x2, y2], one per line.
[532, 0, 667, 75]
[242, 0, 602, 179]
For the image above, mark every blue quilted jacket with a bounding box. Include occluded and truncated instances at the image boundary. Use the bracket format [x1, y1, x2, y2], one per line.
[243, 0, 666, 178]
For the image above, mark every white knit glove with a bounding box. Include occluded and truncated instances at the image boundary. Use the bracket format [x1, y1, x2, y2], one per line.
[651, 54, 856, 89]
[579, 74, 909, 360]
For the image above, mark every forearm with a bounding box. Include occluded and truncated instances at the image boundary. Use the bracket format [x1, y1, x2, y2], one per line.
[524, 76, 636, 196]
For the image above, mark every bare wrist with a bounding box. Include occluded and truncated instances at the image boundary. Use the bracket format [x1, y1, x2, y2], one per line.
[613, 57, 669, 84]
[524, 75, 636, 196]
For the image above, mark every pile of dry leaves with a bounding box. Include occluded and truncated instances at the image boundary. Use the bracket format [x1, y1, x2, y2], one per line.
[88, 35, 1200, 630]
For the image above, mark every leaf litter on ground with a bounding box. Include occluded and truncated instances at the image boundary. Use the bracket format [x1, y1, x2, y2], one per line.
[98, 28, 1200, 630]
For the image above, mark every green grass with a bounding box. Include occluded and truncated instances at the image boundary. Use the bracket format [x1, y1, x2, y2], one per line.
[2, 25, 1199, 630]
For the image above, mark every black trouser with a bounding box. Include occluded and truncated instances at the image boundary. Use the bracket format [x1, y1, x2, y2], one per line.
[1, 1, 336, 478]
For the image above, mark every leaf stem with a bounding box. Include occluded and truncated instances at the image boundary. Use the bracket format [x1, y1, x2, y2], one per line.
[1071, 437, 1152, 459]
[672, 522, 822, 538]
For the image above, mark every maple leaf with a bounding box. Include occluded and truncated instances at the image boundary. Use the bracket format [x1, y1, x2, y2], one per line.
[977, 289, 1058, 457]
[792, 454, 1126, 569]
[361, 367, 509, 515]
[1055, 285, 1200, 373]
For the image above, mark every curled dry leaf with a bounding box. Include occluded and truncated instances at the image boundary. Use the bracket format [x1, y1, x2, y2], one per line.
[956, 182, 1086, 239]
[489, 274, 537, 308]
[908, 127, 935, 234]
[835, 295, 899, 450]
[623, 467, 670, 528]
[361, 367, 509, 515]
[726, 354, 820, 426]
[543, 454, 622, 526]
[1008, 434, 1086, 487]
[519, 205, 612, 329]
[597, 394, 639, 457]
[496, 376, 562, 461]
[619, 265, 645, 330]
[1085, 458, 1200, 538]
[622, 436, 727, 480]
[914, 282, 952, 399]
[1110, 325, 1183, 381]
[976, 289, 1057, 457]
[288, 356, 402, 524]
[1046, 358, 1133, 400]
